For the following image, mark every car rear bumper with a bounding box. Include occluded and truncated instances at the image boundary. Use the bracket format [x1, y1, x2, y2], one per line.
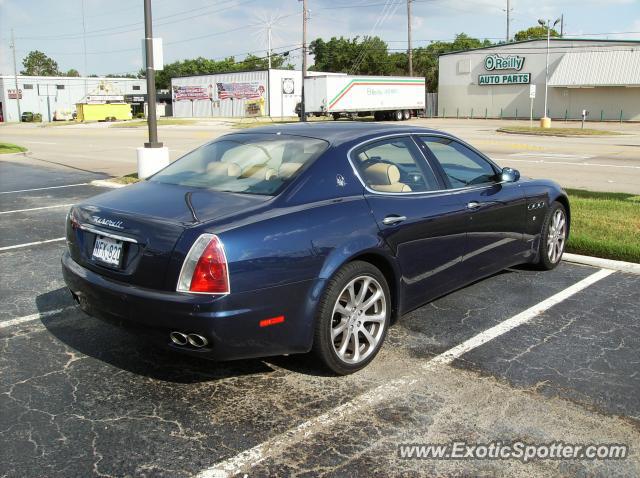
[61, 251, 318, 360]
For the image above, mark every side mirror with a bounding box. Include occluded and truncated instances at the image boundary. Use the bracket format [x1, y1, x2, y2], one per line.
[500, 167, 520, 183]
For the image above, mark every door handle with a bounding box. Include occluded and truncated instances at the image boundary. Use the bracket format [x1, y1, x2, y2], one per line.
[382, 215, 407, 225]
[466, 201, 482, 210]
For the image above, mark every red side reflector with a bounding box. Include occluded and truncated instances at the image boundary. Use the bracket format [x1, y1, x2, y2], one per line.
[260, 315, 285, 328]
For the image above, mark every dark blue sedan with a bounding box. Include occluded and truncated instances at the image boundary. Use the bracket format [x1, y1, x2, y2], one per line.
[62, 123, 569, 374]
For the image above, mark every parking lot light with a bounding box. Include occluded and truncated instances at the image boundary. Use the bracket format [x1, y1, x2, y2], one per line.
[538, 17, 561, 129]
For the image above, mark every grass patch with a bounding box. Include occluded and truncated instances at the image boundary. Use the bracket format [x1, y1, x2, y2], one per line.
[498, 126, 623, 137]
[566, 189, 640, 263]
[0, 142, 27, 154]
[110, 118, 198, 128]
[111, 173, 140, 184]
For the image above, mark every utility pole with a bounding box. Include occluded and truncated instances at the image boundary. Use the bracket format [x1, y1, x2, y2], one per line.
[267, 24, 272, 69]
[10, 28, 22, 121]
[407, 0, 413, 76]
[143, 0, 160, 148]
[506, 0, 511, 42]
[300, 0, 308, 122]
[560, 14, 564, 37]
[81, 0, 88, 95]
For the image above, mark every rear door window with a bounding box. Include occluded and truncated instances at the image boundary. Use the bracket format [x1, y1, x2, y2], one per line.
[351, 137, 440, 193]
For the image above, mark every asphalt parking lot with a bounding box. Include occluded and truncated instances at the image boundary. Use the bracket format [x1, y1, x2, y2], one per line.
[1, 159, 639, 477]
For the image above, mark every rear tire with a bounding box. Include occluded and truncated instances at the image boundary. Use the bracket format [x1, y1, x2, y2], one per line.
[374, 111, 384, 121]
[312, 261, 391, 375]
[403, 110, 411, 120]
[332, 113, 340, 121]
[534, 201, 568, 270]
[393, 110, 403, 121]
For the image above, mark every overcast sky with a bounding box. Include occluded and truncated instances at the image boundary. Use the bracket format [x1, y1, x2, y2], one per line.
[1, 0, 639, 76]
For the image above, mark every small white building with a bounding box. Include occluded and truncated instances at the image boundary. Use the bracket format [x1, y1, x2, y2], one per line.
[171, 68, 344, 118]
[437, 38, 640, 121]
[0, 75, 147, 122]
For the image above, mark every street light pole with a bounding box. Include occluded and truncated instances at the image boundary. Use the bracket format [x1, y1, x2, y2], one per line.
[144, 0, 161, 148]
[137, 0, 169, 179]
[407, 0, 413, 76]
[538, 17, 560, 127]
[544, 21, 550, 120]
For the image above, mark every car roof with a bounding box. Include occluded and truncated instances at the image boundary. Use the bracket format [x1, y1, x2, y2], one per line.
[231, 122, 450, 146]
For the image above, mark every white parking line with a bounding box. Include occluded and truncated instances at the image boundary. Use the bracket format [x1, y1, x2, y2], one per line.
[23, 141, 57, 145]
[0, 306, 76, 329]
[198, 268, 613, 478]
[0, 183, 89, 194]
[0, 237, 66, 251]
[0, 204, 73, 215]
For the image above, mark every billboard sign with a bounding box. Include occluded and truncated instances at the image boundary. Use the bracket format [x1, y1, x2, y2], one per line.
[173, 86, 210, 101]
[216, 82, 265, 100]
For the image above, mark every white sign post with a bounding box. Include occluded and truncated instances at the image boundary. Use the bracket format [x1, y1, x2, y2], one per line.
[529, 84, 536, 128]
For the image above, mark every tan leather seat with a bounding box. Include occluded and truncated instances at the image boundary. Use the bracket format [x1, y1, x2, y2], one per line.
[278, 162, 303, 179]
[362, 163, 412, 193]
[207, 162, 241, 177]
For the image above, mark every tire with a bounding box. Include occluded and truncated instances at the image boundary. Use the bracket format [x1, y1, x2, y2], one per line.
[332, 113, 340, 121]
[534, 201, 568, 270]
[403, 110, 411, 121]
[393, 110, 403, 121]
[312, 261, 391, 375]
[374, 111, 384, 121]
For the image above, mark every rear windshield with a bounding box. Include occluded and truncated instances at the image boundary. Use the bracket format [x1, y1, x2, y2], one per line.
[149, 133, 329, 196]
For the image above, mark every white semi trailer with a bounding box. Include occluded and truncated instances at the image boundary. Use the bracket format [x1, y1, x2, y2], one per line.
[303, 75, 426, 121]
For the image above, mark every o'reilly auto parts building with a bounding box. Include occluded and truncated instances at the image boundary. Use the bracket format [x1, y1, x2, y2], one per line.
[437, 38, 640, 121]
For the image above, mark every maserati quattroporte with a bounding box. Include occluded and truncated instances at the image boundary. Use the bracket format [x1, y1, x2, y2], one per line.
[62, 123, 569, 374]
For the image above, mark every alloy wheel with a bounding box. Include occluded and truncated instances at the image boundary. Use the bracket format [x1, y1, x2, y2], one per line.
[547, 208, 567, 264]
[330, 275, 387, 364]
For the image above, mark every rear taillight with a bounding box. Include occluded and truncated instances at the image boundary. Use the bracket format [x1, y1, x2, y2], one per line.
[177, 234, 230, 294]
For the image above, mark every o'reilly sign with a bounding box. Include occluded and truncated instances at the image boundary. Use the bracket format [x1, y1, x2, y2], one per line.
[484, 54, 525, 71]
[479, 73, 531, 85]
[479, 53, 529, 86]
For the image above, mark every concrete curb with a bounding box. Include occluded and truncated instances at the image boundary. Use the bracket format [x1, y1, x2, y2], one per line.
[90, 179, 127, 189]
[563, 253, 640, 275]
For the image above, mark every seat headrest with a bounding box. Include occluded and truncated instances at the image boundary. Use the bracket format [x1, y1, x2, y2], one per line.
[362, 163, 400, 185]
[207, 162, 241, 177]
[278, 162, 303, 179]
[282, 142, 305, 164]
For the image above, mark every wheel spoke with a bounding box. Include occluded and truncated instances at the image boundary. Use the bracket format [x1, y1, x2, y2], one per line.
[338, 329, 351, 357]
[335, 303, 349, 317]
[347, 282, 356, 305]
[355, 278, 371, 306]
[364, 312, 386, 323]
[352, 332, 361, 362]
[361, 327, 377, 348]
[332, 319, 348, 339]
[360, 289, 381, 313]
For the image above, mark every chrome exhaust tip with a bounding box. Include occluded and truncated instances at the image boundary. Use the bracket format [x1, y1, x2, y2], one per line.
[170, 331, 188, 346]
[187, 333, 208, 348]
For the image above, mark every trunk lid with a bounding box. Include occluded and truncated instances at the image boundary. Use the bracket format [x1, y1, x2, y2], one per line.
[67, 181, 270, 290]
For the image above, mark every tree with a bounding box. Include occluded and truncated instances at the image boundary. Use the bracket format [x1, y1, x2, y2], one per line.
[21, 50, 59, 76]
[309, 36, 395, 75]
[65, 69, 80, 77]
[514, 26, 559, 41]
[413, 34, 493, 91]
[152, 54, 292, 89]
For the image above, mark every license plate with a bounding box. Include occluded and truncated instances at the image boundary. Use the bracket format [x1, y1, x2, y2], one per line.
[92, 236, 123, 267]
